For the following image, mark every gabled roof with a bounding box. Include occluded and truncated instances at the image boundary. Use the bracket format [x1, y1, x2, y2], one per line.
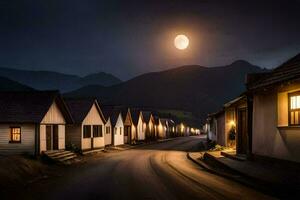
[141, 111, 152, 123]
[65, 98, 106, 124]
[0, 91, 73, 123]
[130, 108, 143, 126]
[224, 94, 246, 108]
[101, 106, 123, 126]
[249, 53, 300, 90]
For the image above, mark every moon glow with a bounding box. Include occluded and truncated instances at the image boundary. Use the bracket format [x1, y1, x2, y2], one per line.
[174, 34, 189, 50]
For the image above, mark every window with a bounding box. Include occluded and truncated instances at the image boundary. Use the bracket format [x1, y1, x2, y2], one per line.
[10, 127, 21, 143]
[289, 92, 300, 125]
[120, 127, 122, 135]
[114, 127, 117, 135]
[83, 125, 91, 138]
[93, 125, 103, 137]
[106, 126, 110, 134]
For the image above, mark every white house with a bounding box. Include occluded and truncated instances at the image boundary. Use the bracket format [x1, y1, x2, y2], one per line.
[248, 53, 300, 163]
[131, 109, 145, 141]
[0, 91, 73, 155]
[104, 117, 112, 146]
[102, 106, 124, 146]
[65, 99, 106, 151]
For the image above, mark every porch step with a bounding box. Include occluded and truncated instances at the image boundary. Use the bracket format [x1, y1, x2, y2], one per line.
[43, 150, 78, 164]
[221, 151, 247, 161]
[82, 148, 104, 155]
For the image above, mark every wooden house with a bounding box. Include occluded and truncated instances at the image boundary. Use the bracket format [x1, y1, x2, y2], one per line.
[131, 109, 145, 141]
[120, 107, 135, 144]
[142, 111, 155, 141]
[221, 95, 249, 155]
[102, 106, 124, 146]
[247, 53, 300, 163]
[65, 99, 106, 151]
[158, 118, 168, 139]
[0, 91, 73, 155]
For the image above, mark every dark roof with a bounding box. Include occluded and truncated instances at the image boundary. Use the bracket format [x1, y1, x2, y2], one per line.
[153, 115, 160, 125]
[130, 108, 142, 126]
[65, 98, 105, 123]
[249, 53, 300, 90]
[0, 91, 73, 123]
[101, 106, 123, 126]
[141, 111, 152, 123]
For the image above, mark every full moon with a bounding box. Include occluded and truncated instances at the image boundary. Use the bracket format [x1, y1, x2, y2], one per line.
[174, 34, 189, 50]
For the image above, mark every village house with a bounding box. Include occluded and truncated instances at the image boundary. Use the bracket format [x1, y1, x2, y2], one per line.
[120, 107, 135, 144]
[167, 119, 176, 137]
[157, 118, 168, 139]
[247, 53, 300, 163]
[0, 91, 73, 155]
[65, 99, 106, 151]
[142, 111, 155, 141]
[102, 106, 124, 146]
[205, 110, 225, 145]
[223, 95, 249, 155]
[131, 109, 145, 141]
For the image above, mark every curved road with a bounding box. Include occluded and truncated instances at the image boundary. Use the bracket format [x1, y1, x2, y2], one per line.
[20, 136, 273, 200]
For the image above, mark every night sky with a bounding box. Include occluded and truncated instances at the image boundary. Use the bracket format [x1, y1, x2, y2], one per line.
[1, 0, 300, 80]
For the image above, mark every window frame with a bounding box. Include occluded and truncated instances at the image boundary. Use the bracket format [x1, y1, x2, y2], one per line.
[9, 127, 21, 143]
[288, 91, 300, 126]
[93, 125, 103, 137]
[106, 126, 110, 134]
[83, 125, 92, 138]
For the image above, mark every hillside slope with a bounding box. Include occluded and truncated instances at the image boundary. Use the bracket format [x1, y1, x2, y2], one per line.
[66, 60, 265, 122]
[0, 67, 122, 92]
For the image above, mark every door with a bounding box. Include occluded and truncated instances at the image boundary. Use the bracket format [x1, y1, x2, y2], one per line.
[46, 125, 52, 151]
[237, 108, 248, 154]
[53, 125, 59, 150]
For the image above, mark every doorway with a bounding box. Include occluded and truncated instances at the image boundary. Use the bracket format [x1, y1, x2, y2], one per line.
[237, 108, 248, 154]
[46, 125, 59, 151]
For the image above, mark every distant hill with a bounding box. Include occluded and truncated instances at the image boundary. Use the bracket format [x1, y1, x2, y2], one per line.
[0, 67, 122, 92]
[66, 60, 266, 123]
[0, 76, 33, 91]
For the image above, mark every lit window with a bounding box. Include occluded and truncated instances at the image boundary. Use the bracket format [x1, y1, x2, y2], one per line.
[10, 127, 21, 143]
[289, 92, 300, 125]
[83, 125, 91, 138]
[93, 125, 103, 137]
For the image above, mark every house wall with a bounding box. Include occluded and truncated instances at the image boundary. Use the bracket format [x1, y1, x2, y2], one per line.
[40, 101, 67, 152]
[41, 101, 66, 124]
[65, 125, 81, 149]
[82, 104, 105, 149]
[216, 114, 226, 146]
[137, 116, 145, 141]
[113, 114, 124, 146]
[105, 119, 112, 146]
[158, 121, 168, 139]
[40, 124, 66, 152]
[0, 124, 35, 155]
[253, 87, 300, 163]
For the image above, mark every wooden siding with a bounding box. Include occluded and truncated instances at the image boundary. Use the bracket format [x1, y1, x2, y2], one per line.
[82, 103, 105, 149]
[105, 119, 112, 145]
[137, 116, 145, 141]
[41, 101, 66, 124]
[0, 124, 35, 155]
[58, 125, 65, 150]
[82, 104, 104, 125]
[113, 114, 124, 146]
[40, 125, 46, 152]
[65, 125, 81, 149]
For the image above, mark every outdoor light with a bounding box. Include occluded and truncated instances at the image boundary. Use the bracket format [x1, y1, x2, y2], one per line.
[229, 120, 236, 127]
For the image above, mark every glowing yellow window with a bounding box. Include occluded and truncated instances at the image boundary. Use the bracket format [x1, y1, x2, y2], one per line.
[10, 127, 21, 143]
[289, 93, 300, 126]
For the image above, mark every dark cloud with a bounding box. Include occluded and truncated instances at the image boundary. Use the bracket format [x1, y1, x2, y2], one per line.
[0, 0, 299, 79]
